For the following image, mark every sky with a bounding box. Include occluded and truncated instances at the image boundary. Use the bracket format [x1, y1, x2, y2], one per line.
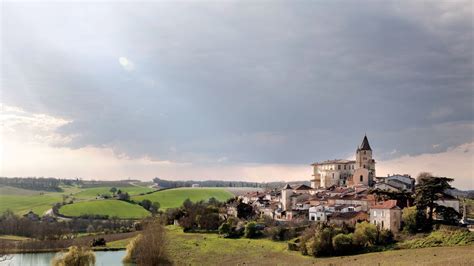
[1, 1, 473, 189]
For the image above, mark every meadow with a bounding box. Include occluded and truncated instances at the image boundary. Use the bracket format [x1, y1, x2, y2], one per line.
[132, 187, 234, 210]
[72, 186, 155, 199]
[0, 194, 64, 216]
[58, 200, 150, 219]
[107, 226, 474, 265]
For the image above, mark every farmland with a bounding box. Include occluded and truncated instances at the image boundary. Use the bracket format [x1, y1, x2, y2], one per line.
[132, 187, 234, 210]
[0, 184, 235, 217]
[0, 194, 64, 216]
[58, 200, 150, 219]
[72, 186, 155, 200]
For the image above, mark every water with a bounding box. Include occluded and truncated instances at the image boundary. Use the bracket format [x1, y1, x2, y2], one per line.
[1, 250, 128, 266]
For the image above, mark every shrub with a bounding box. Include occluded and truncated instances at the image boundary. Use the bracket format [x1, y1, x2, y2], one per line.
[90, 238, 106, 247]
[244, 222, 261, 238]
[332, 233, 353, 254]
[123, 219, 171, 265]
[353, 222, 377, 247]
[51, 246, 95, 266]
[402, 206, 418, 234]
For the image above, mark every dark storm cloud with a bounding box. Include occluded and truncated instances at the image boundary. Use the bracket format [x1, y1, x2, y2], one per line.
[2, 1, 473, 164]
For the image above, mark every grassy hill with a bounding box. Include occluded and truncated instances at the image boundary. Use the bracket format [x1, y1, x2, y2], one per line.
[132, 188, 234, 210]
[73, 186, 155, 199]
[59, 200, 150, 219]
[0, 194, 63, 216]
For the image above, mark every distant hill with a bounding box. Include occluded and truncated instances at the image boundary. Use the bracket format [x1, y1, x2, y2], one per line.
[446, 188, 474, 199]
[152, 177, 310, 189]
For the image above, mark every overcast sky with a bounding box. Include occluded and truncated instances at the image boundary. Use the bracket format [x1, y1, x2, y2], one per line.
[1, 1, 473, 189]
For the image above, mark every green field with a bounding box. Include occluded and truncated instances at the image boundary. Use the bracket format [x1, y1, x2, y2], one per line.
[59, 200, 150, 219]
[108, 226, 474, 265]
[0, 194, 63, 216]
[132, 188, 234, 210]
[73, 186, 155, 199]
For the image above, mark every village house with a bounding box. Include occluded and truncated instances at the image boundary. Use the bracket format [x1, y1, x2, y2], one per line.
[435, 193, 460, 213]
[329, 211, 368, 226]
[374, 174, 415, 192]
[369, 200, 402, 233]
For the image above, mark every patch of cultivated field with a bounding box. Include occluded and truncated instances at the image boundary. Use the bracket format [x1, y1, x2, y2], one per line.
[73, 186, 155, 199]
[0, 194, 63, 215]
[132, 188, 234, 210]
[59, 200, 150, 219]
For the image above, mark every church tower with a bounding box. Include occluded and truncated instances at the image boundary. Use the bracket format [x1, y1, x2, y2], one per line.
[355, 135, 376, 186]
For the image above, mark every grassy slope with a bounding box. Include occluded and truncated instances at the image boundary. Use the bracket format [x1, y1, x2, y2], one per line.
[108, 226, 474, 265]
[0, 194, 63, 216]
[59, 200, 150, 219]
[132, 188, 234, 210]
[73, 186, 155, 199]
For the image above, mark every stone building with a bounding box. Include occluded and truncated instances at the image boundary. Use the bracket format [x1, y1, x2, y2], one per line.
[311, 135, 376, 188]
[369, 200, 401, 233]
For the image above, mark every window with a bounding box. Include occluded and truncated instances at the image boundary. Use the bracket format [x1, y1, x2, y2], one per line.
[360, 175, 363, 182]
[332, 173, 335, 179]
[338, 165, 341, 170]
[344, 165, 346, 170]
[364, 151, 366, 155]
[374, 221, 376, 225]
[363, 164, 366, 169]
[317, 217, 320, 221]
[373, 211, 377, 217]
[381, 221, 384, 228]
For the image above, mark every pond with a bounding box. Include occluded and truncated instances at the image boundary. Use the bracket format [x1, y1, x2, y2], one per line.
[1, 250, 129, 266]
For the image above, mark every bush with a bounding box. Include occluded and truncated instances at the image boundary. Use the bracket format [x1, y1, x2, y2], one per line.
[123, 219, 171, 265]
[90, 238, 106, 247]
[244, 222, 261, 238]
[353, 222, 378, 247]
[332, 233, 353, 254]
[402, 206, 418, 234]
[51, 246, 95, 266]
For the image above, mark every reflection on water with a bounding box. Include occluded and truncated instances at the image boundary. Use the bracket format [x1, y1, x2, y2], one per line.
[1, 250, 128, 266]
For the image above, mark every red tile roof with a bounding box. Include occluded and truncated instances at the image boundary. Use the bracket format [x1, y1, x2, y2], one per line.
[371, 200, 399, 209]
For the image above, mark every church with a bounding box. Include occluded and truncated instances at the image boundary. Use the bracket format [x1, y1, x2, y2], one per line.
[310, 135, 376, 188]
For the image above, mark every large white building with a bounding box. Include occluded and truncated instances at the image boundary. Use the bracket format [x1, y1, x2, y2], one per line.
[311, 135, 376, 188]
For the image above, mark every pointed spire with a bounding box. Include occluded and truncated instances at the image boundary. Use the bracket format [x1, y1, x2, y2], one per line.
[359, 135, 372, 151]
[283, 184, 292, 190]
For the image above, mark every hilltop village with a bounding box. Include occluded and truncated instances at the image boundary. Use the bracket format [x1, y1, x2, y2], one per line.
[236, 135, 461, 233]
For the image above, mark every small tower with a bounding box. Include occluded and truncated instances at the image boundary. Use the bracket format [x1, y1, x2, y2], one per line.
[355, 135, 376, 186]
[281, 184, 293, 211]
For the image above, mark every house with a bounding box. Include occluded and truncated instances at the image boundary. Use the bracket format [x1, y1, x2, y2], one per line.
[23, 210, 40, 221]
[435, 194, 460, 213]
[375, 174, 415, 192]
[369, 200, 402, 233]
[293, 184, 313, 194]
[309, 205, 329, 222]
[329, 211, 368, 226]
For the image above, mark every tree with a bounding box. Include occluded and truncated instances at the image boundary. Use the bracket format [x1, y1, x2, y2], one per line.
[435, 205, 460, 225]
[332, 233, 353, 254]
[244, 221, 261, 238]
[140, 199, 153, 211]
[402, 206, 419, 234]
[415, 174, 454, 229]
[150, 202, 160, 215]
[353, 222, 377, 247]
[370, 189, 413, 208]
[117, 192, 130, 201]
[110, 187, 117, 197]
[51, 246, 95, 266]
[236, 201, 254, 219]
